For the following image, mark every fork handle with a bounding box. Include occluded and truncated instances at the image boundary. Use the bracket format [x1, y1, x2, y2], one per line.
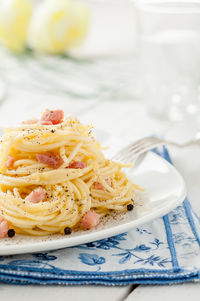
[169, 139, 200, 148]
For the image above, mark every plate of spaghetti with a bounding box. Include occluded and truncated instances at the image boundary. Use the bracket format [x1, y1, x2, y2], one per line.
[0, 109, 186, 255]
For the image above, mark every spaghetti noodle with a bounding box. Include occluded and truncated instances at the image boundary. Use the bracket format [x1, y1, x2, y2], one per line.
[0, 110, 142, 237]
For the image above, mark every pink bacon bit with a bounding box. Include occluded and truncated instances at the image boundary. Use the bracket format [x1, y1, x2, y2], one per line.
[41, 109, 64, 125]
[93, 177, 111, 191]
[67, 161, 86, 169]
[36, 153, 63, 169]
[5, 155, 15, 168]
[25, 187, 47, 203]
[81, 210, 100, 230]
[93, 181, 105, 191]
[0, 217, 9, 238]
[21, 118, 38, 125]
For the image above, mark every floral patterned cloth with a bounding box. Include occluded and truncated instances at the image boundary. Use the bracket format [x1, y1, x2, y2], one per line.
[0, 147, 200, 286]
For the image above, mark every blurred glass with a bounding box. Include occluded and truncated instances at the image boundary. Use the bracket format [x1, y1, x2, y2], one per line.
[0, 79, 7, 104]
[134, 0, 200, 121]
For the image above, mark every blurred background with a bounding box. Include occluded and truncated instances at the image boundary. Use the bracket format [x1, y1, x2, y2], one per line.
[0, 0, 139, 123]
[0, 0, 200, 133]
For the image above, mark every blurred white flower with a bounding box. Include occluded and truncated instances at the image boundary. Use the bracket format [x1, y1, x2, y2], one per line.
[0, 0, 33, 52]
[28, 0, 89, 54]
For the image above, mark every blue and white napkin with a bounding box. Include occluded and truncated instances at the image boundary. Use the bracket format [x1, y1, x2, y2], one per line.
[0, 147, 200, 286]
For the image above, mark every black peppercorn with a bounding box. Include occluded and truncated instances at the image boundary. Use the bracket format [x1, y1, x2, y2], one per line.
[8, 229, 15, 238]
[127, 204, 134, 211]
[64, 227, 72, 235]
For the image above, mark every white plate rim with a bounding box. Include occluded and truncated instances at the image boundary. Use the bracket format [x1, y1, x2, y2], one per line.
[0, 151, 186, 255]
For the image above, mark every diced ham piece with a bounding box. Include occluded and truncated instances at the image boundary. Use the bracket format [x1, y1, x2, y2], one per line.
[93, 177, 111, 191]
[21, 118, 38, 124]
[39, 120, 53, 125]
[67, 161, 86, 169]
[0, 217, 9, 238]
[5, 155, 15, 168]
[81, 210, 100, 230]
[25, 187, 47, 203]
[41, 109, 64, 125]
[93, 181, 105, 191]
[36, 153, 63, 169]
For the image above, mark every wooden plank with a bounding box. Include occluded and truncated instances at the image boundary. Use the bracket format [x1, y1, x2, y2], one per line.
[0, 283, 130, 301]
[125, 283, 200, 301]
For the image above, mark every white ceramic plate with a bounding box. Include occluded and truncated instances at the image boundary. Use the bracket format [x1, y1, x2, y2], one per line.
[0, 145, 186, 255]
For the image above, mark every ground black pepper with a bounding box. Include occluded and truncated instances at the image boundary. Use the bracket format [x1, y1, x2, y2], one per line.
[8, 229, 15, 238]
[127, 204, 134, 211]
[64, 227, 72, 235]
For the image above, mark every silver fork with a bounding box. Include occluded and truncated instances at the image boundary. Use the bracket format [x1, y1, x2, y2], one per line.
[113, 136, 200, 163]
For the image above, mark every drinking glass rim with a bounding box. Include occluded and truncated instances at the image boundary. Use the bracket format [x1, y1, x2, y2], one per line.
[133, 0, 200, 14]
